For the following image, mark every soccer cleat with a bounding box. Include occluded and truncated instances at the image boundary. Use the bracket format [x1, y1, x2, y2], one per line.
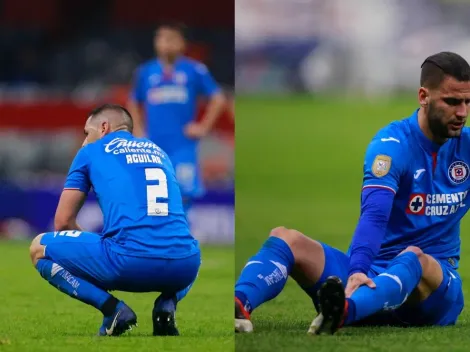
[308, 276, 346, 335]
[152, 295, 179, 336]
[235, 297, 253, 333]
[98, 301, 138, 336]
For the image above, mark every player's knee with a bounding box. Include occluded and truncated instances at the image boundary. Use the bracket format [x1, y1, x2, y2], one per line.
[268, 226, 313, 252]
[401, 246, 424, 257]
[269, 226, 288, 238]
[400, 246, 430, 272]
[29, 233, 46, 266]
[269, 226, 300, 244]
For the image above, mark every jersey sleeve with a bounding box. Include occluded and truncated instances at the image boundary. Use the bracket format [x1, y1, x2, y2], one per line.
[362, 137, 407, 194]
[64, 147, 91, 194]
[348, 187, 395, 275]
[195, 63, 220, 97]
[129, 66, 146, 103]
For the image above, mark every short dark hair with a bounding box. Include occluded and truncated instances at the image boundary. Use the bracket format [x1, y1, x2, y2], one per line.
[88, 103, 133, 132]
[420, 51, 470, 89]
[156, 21, 186, 38]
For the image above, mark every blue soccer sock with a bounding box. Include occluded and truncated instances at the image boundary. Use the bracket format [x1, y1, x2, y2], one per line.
[235, 237, 295, 313]
[175, 280, 195, 303]
[36, 258, 116, 315]
[345, 252, 423, 324]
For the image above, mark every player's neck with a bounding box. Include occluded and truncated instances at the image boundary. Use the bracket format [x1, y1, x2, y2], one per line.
[159, 55, 180, 68]
[417, 108, 447, 145]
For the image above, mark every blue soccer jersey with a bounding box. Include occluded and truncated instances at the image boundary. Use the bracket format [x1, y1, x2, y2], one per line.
[130, 56, 220, 156]
[354, 109, 470, 269]
[63, 130, 199, 259]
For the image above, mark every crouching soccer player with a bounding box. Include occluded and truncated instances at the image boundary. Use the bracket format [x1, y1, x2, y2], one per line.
[29, 104, 200, 336]
[235, 51, 470, 334]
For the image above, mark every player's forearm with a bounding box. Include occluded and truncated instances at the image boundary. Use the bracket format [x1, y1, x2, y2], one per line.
[199, 93, 226, 131]
[127, 101, 146, 137]
[348, 188, 394, 276]
[54, 219, 83, 232]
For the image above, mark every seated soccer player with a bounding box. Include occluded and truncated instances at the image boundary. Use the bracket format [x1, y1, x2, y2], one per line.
[29, 104, 200, 336]
[235, 51, 470, 334]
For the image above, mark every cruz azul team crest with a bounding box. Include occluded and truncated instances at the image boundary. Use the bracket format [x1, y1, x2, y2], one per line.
[448, 161, 469, 184]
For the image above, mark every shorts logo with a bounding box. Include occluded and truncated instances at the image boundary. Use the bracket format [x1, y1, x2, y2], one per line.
[448, 161, 469, 184]
[406, 194, 425, 215]
[372, 155, 391, 177]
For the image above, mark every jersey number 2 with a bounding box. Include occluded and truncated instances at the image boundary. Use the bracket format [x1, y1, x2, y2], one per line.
[145, 168, 168, 216]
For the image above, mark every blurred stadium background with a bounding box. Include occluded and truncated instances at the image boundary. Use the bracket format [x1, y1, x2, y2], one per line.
[236, 0, 470, 96]
[236, 1, 470, 351]
[0, 0, 234, 244]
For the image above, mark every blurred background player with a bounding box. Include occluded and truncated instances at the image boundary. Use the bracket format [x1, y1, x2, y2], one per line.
[128, 22, 226, 215]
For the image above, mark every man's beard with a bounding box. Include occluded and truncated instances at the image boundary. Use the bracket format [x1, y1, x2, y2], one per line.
[427, 101, 454, 141]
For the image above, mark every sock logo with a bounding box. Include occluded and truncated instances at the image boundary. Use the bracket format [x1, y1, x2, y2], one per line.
[244, 261, 263, 268]
[51, 263, 63, 278]
[59, 269, 80, 290]
[270, 261, 288, 279]
[258, 262, 288, 286]
[378, 273, 403, 293]
[383, 294, 408, 311]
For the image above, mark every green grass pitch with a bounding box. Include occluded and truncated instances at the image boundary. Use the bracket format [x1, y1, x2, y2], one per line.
[0, 242, 234, 351]
[235, 95, 470, 352]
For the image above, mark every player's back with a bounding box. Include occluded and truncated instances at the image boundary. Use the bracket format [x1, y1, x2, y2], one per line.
[86, 130, 198, 259]
[354, 110, 470, 269]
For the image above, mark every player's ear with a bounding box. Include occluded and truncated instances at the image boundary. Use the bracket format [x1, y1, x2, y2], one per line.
[100, 121, 110, 136]
[418, 87, 429, 107]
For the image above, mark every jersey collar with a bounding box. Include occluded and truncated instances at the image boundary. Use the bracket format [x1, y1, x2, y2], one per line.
[103, 130, 132, 141]
[410, 108, 442, 153]
[156, 56, 184, 69]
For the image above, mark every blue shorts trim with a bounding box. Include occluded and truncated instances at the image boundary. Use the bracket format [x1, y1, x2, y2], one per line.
[40, 230, 201, 293]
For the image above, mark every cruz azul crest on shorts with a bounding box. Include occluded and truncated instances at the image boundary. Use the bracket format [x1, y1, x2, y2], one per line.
[448, 161, 469, 184]
[372, 155, 391, 177]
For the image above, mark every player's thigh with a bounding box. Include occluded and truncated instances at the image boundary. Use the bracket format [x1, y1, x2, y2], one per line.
[110, 251, 201, 293]
[298, 242, 349, 303]
[397, 262, 464, 326]
[40, 231, 117, 289]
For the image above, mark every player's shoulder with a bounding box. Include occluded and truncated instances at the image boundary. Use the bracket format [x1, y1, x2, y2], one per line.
[363, 115, 416, 167]
[140, 137, 169, 156]
[135, 59, 159, 74]
[179, 56, 209, 74]
[459, 126, 470, 141]
[77, 144, 92, 155]
[369, 117, 412, 147]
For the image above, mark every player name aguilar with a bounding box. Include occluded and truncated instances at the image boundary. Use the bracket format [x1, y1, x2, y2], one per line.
[407, 191, 468, 216]
[104, 137, 166, 164]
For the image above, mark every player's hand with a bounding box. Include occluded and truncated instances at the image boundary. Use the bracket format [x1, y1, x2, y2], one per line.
[184, 122, 210, 139]
[344, 273, 376, 298]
